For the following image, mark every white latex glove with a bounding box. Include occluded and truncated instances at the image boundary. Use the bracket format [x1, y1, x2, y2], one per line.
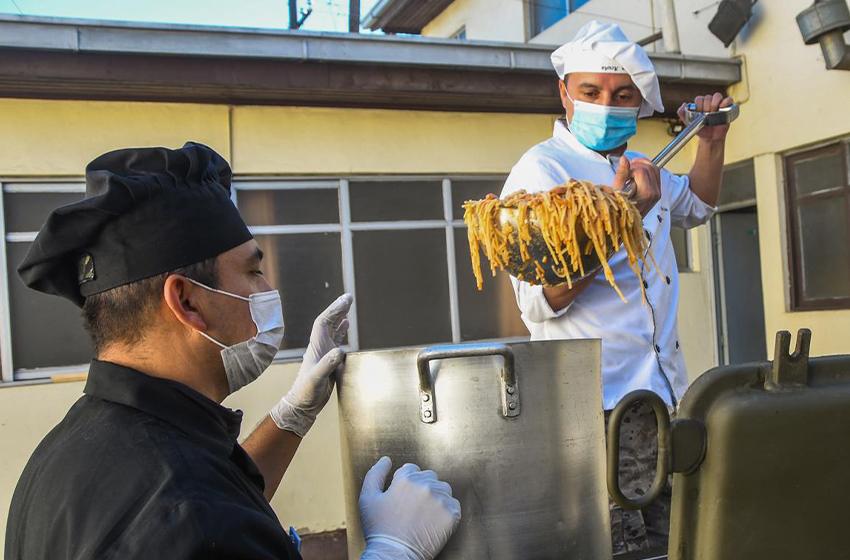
[359, 457, 462, 560]
[269, 293, 353, 437]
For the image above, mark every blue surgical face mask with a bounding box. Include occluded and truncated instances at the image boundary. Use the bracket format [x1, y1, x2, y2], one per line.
[566, 91, 640, 152]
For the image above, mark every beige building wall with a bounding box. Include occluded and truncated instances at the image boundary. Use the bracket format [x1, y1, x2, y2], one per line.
[721, 0, 850, 358]
[420, 0, 731, 57]
[421, 0, 526, 42]
[230, 106, 552, 175]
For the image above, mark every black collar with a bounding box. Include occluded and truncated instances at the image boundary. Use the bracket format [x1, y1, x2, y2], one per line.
[84, 359, 243, 455]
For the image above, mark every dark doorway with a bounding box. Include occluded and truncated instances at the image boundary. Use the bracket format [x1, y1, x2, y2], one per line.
[712, 206, 767, 364]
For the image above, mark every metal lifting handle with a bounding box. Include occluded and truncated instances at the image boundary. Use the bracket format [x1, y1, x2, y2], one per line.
[607, 390, 672, 511]
[416, 343, 519, 424]
[622, 103, 740, 195]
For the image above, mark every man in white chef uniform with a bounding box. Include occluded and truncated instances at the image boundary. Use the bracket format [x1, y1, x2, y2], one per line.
[501, 21, 734, 555]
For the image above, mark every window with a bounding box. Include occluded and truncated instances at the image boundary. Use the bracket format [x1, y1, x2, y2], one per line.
[784, 142, 850, 310]
[670, 227, 691, 272]
[451, 26, 466, 40]
[718, 159, 756, 210]
[0, 177, 529, 382]
[529, 0, 593, 37]
[1, 183, 94, 381]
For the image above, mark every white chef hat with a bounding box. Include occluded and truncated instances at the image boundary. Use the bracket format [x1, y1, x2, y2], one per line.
[551, 20, 664, 118]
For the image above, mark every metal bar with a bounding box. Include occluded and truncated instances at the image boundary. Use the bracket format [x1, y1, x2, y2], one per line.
[6, 232, 39, 242]
[637, 31, 664, 47]
[713, 216, 731, 366]
[443, 179, 461, 344]
[289, 0, 298, 29]
[716, 198, 757, 212]
[349, 220, 448, 231]
[349, 0, 360, 33]
[3, 183, 85, 193]
[248, 224, 342, 235]
[0, 183, 15, 382]
[235, 181, 339, 191]
[276, 348, 307, 361]
[339, 180, 360, 351]
[653, 114, 708, 169]
[0, 378, 57, 388]
[14, 364, 89, 381]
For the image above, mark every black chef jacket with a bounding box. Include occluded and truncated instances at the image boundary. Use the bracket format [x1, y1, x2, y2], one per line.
[5, 359, 302, 560]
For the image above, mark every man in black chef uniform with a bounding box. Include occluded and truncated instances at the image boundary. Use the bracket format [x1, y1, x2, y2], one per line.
[6, 143, 461, 560]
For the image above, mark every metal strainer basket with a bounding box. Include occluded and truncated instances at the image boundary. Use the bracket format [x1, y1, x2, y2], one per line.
[496, 207, 611, 286]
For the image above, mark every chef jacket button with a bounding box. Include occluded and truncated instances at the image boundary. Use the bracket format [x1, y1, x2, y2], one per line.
[643, 280, 649, 289]
[666, 276, 671, 284]
[676, 340, 680, 349]
[655, 344, 661, 353]
[657, 214, 663, 223]
[644, 229, 652, 240]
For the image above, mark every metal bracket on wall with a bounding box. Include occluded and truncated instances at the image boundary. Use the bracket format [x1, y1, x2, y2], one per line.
[766, 329, 812, 389]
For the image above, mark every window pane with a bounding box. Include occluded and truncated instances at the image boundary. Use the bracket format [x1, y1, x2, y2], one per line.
[531, 0, 567, 36]
[353, 229, 452, 348]
[454, 227, 527, 340]
[794, 149, 845, 196]
[570, 0, 593, 10]
[798, 197, 850, 300]
[670, 227, 690, 272]
[349, 181, 444, 222]
[451, 179, 505, 221]
[6, 242, 93, 371]
[718, 160, 756, 209]
[4, 192, 85, 232]
[253, 233, 345, 350]
[237, 188, 339, 226]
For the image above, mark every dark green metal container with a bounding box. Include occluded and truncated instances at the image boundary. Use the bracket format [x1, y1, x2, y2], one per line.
[609, 329, 850, 560]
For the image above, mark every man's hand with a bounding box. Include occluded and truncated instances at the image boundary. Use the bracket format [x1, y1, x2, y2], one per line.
[612, 155, 660, 217]
[683, 93, 734, 206]
[359, 457, 462, 560]
[678, 93, 734, 142]
[269, 293, 353, 438]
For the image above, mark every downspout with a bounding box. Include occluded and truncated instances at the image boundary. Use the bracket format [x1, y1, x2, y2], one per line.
[797, 0, 850, 70]
[658, 0, 681, 53]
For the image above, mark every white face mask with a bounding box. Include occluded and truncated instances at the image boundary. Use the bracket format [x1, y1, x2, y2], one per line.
[188, 278, 285, 395]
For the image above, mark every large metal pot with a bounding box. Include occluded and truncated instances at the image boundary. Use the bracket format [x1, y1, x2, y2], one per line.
[336, 340, 611, 560]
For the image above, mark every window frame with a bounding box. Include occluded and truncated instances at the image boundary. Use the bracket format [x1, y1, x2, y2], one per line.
[784, 141, 850, 311]
[527, 0, 592, 38]
[1, 175, 522, 383]
[0, 180, 90, 383]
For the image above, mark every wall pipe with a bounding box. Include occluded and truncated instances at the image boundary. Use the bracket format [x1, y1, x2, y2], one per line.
[659, 0, 682, 53]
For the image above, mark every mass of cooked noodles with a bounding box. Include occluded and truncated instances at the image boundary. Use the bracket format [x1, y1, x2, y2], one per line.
[463, 180, 657, 302]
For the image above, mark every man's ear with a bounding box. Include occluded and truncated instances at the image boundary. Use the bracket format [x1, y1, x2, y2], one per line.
[558, 77, 572, 116]
[163, 275, 208, 332]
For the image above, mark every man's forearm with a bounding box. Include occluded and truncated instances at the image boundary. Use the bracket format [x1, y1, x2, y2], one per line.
[542, 270, 599, 312]
[242, 416, 302, 501]
[687, 138, 726, 207]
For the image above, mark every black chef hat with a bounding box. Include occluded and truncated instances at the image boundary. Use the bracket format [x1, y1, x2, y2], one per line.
[18, 142, 253, 307]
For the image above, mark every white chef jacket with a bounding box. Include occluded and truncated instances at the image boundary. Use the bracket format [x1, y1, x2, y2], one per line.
[502, 119, 715, 410]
